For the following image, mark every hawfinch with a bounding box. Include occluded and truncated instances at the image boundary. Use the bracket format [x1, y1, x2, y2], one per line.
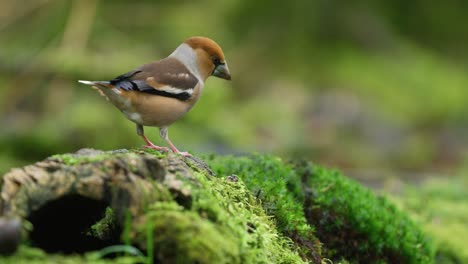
[78, 36, 231, 156]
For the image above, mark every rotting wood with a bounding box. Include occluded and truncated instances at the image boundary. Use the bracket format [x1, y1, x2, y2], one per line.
[0, 148, 209, 254]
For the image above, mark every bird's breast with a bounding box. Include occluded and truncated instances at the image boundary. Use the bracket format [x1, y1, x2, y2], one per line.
[121, 83, 202, 127]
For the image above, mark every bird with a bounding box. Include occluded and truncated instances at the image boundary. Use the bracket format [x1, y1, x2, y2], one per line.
[78, 36, 231, 157]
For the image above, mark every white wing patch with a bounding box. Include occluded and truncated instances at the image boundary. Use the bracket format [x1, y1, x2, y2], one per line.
[155, 85, 194, 95]
[146, 76, 194, 96]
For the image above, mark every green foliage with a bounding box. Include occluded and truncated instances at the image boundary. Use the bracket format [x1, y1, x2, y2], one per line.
[1, 0, 467, 176]
[0, 245, 144, 264]
[327, 47, 468, 125]
[296, 163, 435, 263]
[95, 245, 144, 259]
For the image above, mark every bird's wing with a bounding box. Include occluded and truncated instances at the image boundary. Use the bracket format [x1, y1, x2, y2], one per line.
[109, 57, 199, 101]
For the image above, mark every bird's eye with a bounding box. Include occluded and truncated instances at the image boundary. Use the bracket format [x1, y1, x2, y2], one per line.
[212, 57, 221, 66]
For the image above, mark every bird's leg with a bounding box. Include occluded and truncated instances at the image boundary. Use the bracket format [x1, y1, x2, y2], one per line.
[159, 127, 192, 157]
[137, 124, 169, 151]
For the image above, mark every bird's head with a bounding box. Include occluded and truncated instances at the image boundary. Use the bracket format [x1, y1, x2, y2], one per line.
[172, 36, 231, 81]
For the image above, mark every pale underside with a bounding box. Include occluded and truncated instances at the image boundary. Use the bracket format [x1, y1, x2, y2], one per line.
[94, 82, 203, 127]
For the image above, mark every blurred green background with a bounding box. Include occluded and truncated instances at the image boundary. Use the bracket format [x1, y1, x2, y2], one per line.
[1, 0, 467, 179]
[1, 0, 468, 262]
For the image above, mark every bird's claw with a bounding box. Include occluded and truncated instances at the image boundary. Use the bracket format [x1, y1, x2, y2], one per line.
[176, 151, 192, 157]
[143, 145, 190, 157]
[143, 145, 170, 152]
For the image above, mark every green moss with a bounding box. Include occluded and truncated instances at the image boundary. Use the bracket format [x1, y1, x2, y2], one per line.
[296, 163, 435, 263]
[141, 202, 240, 264]
[2, 151, 435, 263]
[391, 174, 468, 263]
[137, 148, 169, 159]
[51, 149, 168, 167]
[206, 154, 434, 264]
[192, 171, 305, 263]
[135, 170, 306, 264]
[87, 207, 116, 241]
[205, 154, 322, 261]
[51, 151, 137, 166]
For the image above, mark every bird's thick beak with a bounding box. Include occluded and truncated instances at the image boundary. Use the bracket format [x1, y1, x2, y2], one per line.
[213, 63, 231, 80]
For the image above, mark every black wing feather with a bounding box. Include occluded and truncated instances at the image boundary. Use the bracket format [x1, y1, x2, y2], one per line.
[108, 58, 198, 102]
[109, 70, 142, 91]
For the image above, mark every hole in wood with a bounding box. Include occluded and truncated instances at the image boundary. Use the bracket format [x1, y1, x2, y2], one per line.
[27, 194, 122, 254]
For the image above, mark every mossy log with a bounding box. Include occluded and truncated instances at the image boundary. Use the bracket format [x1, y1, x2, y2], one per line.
[0, 149, 200, 253]
[0, 149, 310, 263]
[0, 148, 434, 264]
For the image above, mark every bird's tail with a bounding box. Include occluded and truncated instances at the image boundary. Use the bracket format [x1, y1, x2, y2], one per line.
[78, 80, 115, 100]
[78, 80, 111, 87]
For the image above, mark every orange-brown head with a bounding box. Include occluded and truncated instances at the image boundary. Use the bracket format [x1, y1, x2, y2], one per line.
[171, 36, 231, 81]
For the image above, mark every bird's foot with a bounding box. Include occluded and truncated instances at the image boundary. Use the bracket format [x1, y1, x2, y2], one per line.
[168, 146, 192, 157]
[143, 144, 170, 152]
[164, 137, 192, 157]
[141, 134, 169, 152]
[175, 151, 192, 157]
